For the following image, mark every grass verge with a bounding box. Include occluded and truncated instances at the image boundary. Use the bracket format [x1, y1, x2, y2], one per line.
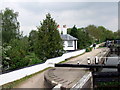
[2, 67, 51, 89]
[98, 46, 106, 48]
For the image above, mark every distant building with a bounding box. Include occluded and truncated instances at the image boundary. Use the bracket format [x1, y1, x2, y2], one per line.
[58, 25, 78, 51]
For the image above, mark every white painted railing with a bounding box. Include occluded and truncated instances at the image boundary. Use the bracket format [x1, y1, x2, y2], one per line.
[0, 49, 85, 86]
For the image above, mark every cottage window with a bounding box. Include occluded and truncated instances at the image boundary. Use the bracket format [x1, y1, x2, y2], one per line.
[68, 41, 73, 47]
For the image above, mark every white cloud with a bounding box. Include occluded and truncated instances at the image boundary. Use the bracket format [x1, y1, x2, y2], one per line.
[20, 26, 37, 36]
[2, 2, 118, 36]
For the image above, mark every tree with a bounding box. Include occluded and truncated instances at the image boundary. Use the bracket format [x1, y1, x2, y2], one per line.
[69, 26, 92, 49]
[2, 36, 43, 71]
[3, 38, 29, 70]
[85, 25, 98, 42]
[28, 30, 38, 52]
[115, 30, 120, 39]
[77, 29, 92, 49]
[85, 25, 115, 43]
[36, 13, 64, 61]
[1, 8, 20, 44]
[97, 26, 106, 42]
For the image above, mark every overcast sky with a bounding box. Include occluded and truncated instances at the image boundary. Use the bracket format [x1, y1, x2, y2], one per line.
[2, 0, 118, 36]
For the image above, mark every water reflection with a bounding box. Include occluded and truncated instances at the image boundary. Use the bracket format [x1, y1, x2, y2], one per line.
[101, 52, 119, 72]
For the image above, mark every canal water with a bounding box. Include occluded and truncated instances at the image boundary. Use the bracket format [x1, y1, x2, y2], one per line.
[101, 52, 120, 72]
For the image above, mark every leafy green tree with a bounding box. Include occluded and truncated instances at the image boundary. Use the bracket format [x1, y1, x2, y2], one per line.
[85, 25, 115, 43]
[4, 38, 29, 70]
[77, 29, 92, 49]
[97, 26, 106, 42]
[115, 30, 120, 39]
[2, 46, 11, 71]
[1, 8, 20, 44]
[36, 13, 64, 61]
[3, 36, 42, 71]
[105, 30, 115, 40]
[69, 26, 92, 49]
[85, 25, 99, 42]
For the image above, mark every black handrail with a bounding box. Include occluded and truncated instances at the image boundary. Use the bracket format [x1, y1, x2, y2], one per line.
[55, 64, 120, 72]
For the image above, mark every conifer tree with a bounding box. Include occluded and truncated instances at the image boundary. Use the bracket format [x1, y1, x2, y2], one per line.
[70, 25, 78, 38]
[36, 13, 63, 60]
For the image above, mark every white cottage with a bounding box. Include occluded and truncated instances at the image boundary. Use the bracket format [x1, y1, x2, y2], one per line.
[58, 25, 78, 51]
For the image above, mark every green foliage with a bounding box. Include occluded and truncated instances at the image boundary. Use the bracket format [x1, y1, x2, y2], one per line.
[70, 25, 78, 37]
[2, 11, 64, 71]
[36, 13, 64, 61]
[3, 38, 29, 70]
[85, 25, 116, 43]
[1, 8, 21, 44]
[2, 8, 43, 71]
[2, 37, 42, 71]
[2, 8, 117, 72]
[23, 53, 43, 66]
[69, 24, 116, 49]
[2, 46, 11, 71]
[77, 29, 92, 49]
[28, 30, 38, 52]
[114, 30, 120, 39]
[86, 47, 93, 52]
[69, 25, 92, 49]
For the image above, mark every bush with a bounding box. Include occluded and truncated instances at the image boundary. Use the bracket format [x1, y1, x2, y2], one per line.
[86, 47, 93, 52]
[23, 53, 43, 66]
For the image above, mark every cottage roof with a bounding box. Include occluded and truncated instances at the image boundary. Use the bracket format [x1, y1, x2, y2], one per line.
[61, 34, 78, 41]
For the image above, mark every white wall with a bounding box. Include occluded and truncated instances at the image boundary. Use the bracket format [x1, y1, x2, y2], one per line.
[64, 41, 76, 50]
[0, 49, 86, 86]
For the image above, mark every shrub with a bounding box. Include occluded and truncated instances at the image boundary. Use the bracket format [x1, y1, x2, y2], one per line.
[86, 47, 93, 52]
[23, 53, 43, 66]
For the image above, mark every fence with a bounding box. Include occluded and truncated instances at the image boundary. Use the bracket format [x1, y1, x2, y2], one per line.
[0, 49, 86, 86]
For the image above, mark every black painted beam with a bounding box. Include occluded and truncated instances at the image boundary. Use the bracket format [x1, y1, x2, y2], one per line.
[55, 64, 118, 68]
